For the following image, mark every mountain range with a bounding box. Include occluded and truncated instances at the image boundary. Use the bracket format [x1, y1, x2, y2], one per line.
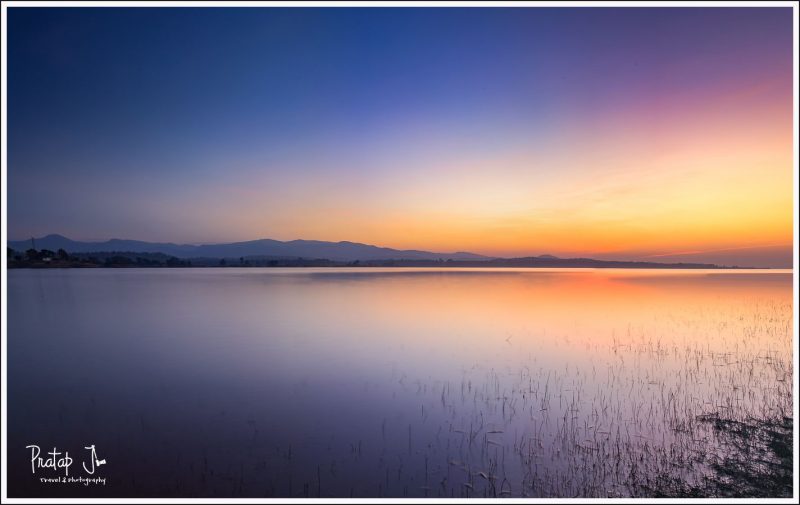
[9, 234, 492, 262]
[7, 234, 742, 269]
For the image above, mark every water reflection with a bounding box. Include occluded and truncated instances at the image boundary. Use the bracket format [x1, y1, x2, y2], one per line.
[7, 268, 793, 497]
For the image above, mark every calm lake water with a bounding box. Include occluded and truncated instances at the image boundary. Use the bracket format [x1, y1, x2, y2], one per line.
[7, 268, 793, 497]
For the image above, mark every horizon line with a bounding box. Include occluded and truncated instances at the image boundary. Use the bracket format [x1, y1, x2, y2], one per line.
[7, 232, 794, 269]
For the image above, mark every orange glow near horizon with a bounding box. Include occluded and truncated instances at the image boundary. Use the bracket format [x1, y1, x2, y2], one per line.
[178, 78, 792, 266]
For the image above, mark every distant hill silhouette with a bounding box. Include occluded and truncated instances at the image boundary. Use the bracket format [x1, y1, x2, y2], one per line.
[7, 234, 748, 268]
[8, 234, 491, 262]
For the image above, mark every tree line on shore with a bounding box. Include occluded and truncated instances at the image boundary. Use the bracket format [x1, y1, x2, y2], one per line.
[7, 247, 192, 268]
[7, 247, 731, 269]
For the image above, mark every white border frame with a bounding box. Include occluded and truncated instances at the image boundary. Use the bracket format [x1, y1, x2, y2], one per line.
[1, 1, 798, 504]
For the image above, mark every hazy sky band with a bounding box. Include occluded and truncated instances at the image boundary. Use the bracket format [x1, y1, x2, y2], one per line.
[7, 7, 794, 266]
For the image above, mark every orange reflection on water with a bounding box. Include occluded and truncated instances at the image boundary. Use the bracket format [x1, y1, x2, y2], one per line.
[308, 268, 792, 349]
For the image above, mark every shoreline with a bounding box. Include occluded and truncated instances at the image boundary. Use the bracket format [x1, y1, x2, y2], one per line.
[7, 264, 786, 271]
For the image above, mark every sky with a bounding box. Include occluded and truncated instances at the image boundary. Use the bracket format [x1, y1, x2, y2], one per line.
[6, 7, 795, 267]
